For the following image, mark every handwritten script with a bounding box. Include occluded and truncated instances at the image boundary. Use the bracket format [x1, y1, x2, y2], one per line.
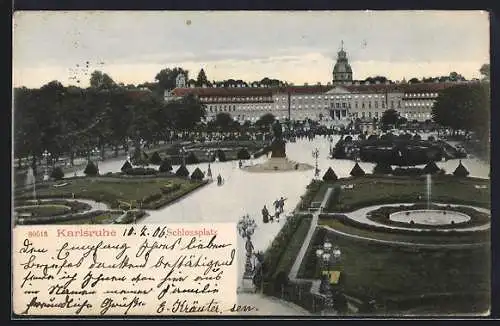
[13, 224, 238, 315]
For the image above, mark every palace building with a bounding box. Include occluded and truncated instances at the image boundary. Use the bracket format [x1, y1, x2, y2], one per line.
[164, 43, 478, 125]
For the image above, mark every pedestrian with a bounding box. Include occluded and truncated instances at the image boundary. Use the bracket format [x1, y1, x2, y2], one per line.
[278, 197, 287, 214]
[262, 205, 269, 224]
[239, 160, 243, 168]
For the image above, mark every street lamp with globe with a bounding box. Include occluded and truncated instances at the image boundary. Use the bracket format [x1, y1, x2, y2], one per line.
[312, 148, 320, 178]
[237, 214, 258, 279]
[316, 239, 342, 314]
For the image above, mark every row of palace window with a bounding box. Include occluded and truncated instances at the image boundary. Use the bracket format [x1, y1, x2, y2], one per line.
[275, 93, 394, 101]
[404, 101, 434, 107]
[404, 93, 439, 98]
[201, 96, 273, 102]
[354, 112, 380, 119]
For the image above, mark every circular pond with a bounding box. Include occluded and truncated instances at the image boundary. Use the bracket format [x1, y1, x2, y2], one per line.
[389, 209, 471, 226]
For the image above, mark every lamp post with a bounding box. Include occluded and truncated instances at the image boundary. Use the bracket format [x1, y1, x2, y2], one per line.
[312, 148, 320, 178]
[237, 214, 257, 279]
[42, 150, 51, 181]
[315, 239, 342, 315]
[180, 147, 187, 165]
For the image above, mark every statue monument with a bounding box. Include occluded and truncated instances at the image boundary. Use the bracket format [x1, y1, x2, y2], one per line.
[243, 120, 313, 173]
[271, 120, 286, 158]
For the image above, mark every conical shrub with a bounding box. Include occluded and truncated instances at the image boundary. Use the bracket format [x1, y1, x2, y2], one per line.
[121, 160, 132, 172]
[175, 164, 190, 178]
[453, 160, 469, 177]
[159, 159, 173, 172]
[323, 167, 338, 182]
[423, 161, 440, 174]
[190, 167, 205, 180]
[350, 162, 365, 177]
[149, 151, 162, 165]
[84, 161, 99, 176]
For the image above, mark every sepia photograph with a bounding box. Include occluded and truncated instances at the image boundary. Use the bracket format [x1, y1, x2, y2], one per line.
[12, 10, 491, 317]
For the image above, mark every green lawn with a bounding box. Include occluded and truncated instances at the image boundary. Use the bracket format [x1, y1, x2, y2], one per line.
[324, 175, 490, 212]
[298, 227, 490, 312]
[15, 205, 70, 217]
[16, 176, 207, 210]
[57, 212, 122, 224]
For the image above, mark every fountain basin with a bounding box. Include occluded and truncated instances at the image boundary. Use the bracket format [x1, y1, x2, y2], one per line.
[389, 209, 471, 226]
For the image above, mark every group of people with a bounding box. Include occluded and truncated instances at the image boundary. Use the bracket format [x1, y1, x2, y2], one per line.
[261, 197, 287, 223]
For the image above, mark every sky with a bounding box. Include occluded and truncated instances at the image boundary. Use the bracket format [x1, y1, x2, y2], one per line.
[13, 11, 490, 88]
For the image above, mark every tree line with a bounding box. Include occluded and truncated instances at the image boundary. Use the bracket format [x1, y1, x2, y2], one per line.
[14, 76, 206, 171]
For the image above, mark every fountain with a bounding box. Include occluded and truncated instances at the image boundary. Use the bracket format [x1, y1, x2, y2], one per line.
[426, 174, 432, 209]
[25, 167, 36, 201]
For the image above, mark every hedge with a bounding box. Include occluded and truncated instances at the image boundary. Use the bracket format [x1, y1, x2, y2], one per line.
[175, 165, 190, 177]
[149, 151, 162, 165]
[124, 167, 158, 176]
[121, 160, 132, 172]
[190, 167, 205, 180]
[262, 213, 313, 281]
[237, 148, 251, 160]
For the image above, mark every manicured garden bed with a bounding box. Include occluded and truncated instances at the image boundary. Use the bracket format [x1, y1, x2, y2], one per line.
[297, 227, 490, 313]
[15, 176, 208, 210]
[15, 205, 70, 217]
[323, 175, 490, 213]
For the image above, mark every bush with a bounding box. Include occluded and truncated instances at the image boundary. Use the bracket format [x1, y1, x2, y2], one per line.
[149, 151, 162, 165]
[413, 134, 422, 140]
[453, 161, 470, 177]
[185, 152, 199, 164]
[216, 150, 227, 162]
[84, 161, 99, 176]
[350, 162, 365, 177]
[50, 167, 64, 180]
[121, 160, 132, 172]
[159, 159, 173, 172]
[331, 184, 342, 204]
[237, 148, 251, 160]
[423, 161, 440, 174]
[344, 135, 353, 142]
[428, 135, 436, 142]
[323, 167, 338, 182]
[372, 162, 393, 175]
[358, 134, 366, 141]
[124, 167, 157, 176]
[191, 167, 205, 180]
[175, 164, 190, 177]
[367, 135, 378, 141]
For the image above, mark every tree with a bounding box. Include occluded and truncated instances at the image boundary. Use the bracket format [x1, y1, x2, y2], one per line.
[196, 69, 210, 87]
[237, 148, 251, 160]
[90, 70, 116, 89]
[480, 64, 490, 81]
[381, 109, 399, 129]
[408, 78, 420, 84]
[155, 67, 189, 91]
[214, 112, 234, 131]
[431, 84, 489, 136]
[255, 113, 276, 129]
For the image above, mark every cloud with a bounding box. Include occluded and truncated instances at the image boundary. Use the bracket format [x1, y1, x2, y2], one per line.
[13, 11, 490, 87]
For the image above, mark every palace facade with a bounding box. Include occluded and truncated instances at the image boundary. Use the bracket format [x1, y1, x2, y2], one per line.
[164, 45, 478, 125]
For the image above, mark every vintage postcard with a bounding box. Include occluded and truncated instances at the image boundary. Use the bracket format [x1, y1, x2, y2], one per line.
[12, 10, 491, 317]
